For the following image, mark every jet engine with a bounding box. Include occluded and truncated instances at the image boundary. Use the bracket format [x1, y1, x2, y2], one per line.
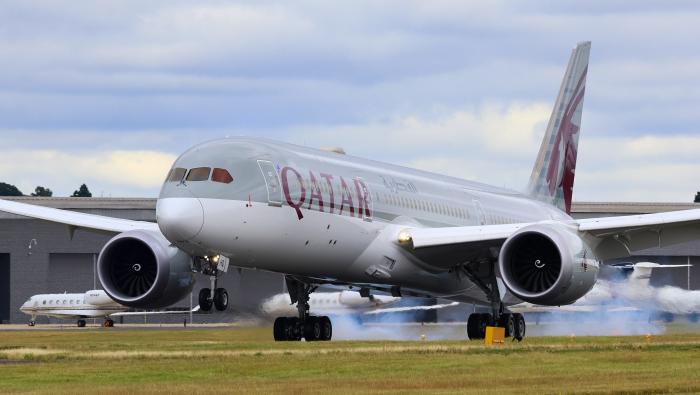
[97, 230, 195, 308]
[498, 223, 598, 305]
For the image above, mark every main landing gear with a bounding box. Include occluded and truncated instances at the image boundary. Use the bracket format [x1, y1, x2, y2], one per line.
[103, 318, 115, 327]
[198, 275, 229, 312]
[461, 260, 527, 341]
[77, 319, 86, 328]
[28, 320, 36, 327]
[273, 277, 332, 341]
[467, 312, 525, 341]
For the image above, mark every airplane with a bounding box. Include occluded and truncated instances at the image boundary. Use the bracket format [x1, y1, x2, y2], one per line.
[19, 289, 199, 327]
[260, 290, 458, 318]
[2, 41, 700, 342]
[510, 262, 700, 321]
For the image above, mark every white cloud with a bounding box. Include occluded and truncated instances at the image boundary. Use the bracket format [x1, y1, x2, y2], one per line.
[0, 149, 176, 197]
[292, 104, 699, 202]
[0, 1, 699, 201]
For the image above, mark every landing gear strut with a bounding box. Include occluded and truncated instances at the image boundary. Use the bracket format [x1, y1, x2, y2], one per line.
[199, 274, 229, 312]
[273, 277, 332, 341]
[462, 261, 526, 341]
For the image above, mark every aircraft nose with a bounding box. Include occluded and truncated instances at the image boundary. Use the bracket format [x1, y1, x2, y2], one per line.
[157, 197, 204, 242]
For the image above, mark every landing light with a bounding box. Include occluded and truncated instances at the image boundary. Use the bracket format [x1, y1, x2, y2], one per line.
[212, 255, 220, 263]
[397, 230, 413, 245]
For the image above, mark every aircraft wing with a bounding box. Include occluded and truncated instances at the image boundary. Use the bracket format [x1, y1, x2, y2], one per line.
[402, 208, 700, 264]
[508, 303, 639, 314]
[0, 198, 160, 234]
[110, 306, 200, 317]
[362, 301, 459, 315]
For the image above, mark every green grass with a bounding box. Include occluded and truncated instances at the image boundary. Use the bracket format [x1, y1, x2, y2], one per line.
[1, 327, 699, 394]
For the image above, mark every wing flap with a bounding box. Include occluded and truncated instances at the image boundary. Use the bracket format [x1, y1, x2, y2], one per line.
[0, 198, 160, 234]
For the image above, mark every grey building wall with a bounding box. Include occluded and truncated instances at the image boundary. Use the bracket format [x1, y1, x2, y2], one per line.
[0, 197, 698, 324]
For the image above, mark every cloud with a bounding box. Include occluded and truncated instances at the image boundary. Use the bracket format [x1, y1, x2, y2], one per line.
[292, 104, 700, 202]
[0, 149, 176, 197]
[0, 1, 698, 200]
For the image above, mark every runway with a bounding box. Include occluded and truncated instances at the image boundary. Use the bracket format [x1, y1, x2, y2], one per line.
[1, 325, 699, 394]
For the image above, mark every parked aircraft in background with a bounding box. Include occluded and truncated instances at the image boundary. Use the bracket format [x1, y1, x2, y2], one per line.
[19, 290, 198, 327]
[260, 290, 458, 319]
[3, 41, 700, 342]
[511, 262, 700, 321]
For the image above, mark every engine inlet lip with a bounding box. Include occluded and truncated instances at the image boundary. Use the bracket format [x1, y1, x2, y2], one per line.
[97, 230, 168, 305]
[499, 230, 565, 300]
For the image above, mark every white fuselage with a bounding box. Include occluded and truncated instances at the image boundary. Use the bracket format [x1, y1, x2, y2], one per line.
[260, 290, 400, 317]
[19, 290, 126, 320]
[155, 138, 573, 306]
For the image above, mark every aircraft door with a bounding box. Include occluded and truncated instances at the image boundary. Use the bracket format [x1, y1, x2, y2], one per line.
[257, 160, 283, 206]
[472, 199, 486, 225]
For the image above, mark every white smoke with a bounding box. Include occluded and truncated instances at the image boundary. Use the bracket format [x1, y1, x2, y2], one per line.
[330, 313, 465, 341]
[525, 267, 700, 337]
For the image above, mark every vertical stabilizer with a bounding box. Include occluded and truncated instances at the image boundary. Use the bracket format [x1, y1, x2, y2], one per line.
[527, 42, 590, 214]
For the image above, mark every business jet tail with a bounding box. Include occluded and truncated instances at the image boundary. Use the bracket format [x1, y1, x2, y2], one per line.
[527, 41, 590, 214]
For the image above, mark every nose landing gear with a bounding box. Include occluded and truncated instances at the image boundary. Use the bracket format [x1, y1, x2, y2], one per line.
[198, 275, 229, 312]
[195, 255, 230, 312]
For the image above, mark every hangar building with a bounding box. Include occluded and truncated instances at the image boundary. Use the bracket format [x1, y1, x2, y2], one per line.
[0, 197, 698, 324]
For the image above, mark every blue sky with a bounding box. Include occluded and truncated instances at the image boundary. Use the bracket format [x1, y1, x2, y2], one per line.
[0, 1, 698, 201]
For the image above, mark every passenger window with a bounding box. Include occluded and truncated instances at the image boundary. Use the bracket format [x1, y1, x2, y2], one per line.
[186, 167, 211, 181]
[42, 300, 46, 305]
[212, 168, 234, 184]
[168, 167, 187, 182]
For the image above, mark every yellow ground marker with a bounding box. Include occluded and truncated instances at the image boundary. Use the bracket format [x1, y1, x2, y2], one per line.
[484, 326, 505, 346]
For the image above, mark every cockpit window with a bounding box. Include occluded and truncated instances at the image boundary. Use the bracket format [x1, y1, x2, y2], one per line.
[212, 168, 233, 184]
[186, 167, 211, 181]
[168, 167, 187, 182]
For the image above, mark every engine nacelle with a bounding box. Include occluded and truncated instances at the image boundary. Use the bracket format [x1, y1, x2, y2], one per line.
[97, 230, 195, 308]
[498, 223, 598, 305]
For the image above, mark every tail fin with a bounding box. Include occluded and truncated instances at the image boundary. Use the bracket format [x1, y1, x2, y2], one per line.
[527, 41, 590, 214]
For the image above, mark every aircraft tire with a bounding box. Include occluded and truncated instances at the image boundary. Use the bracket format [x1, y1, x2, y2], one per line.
[198, 288, 213, 312]
[77, 319, 86, 328]
[320, 316, 332, 341]
[498, 313, 514, 338]
[214, 288, 228, 311]
[107, 319, 114, 327]
[477, 313, 491, 339]
[28, 321, 36, 327]
[467, 313, 481, 340]
[513, 313, 526, 341]
[303, 316, 322, 341]
[273, 317, 287, 341]
[286, 317, 302, 341]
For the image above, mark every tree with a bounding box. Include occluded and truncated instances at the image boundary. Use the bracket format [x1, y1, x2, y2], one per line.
[71, 184, 92, 197]
[695, 192, 700, 203]
[31, 186, 53, 197]
[0, 182, 23, 196]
